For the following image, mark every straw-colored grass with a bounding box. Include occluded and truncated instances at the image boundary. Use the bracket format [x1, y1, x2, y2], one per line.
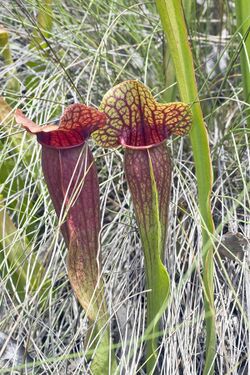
[0, 1, 249, 374]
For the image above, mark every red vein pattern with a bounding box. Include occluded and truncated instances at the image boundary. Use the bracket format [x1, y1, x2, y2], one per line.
[42, 145, 104, 319]
[15, 104, 108, 319]
[16, 104, 106, 149]
[124, 143, 172, 252]
[93, 80, 192, 148]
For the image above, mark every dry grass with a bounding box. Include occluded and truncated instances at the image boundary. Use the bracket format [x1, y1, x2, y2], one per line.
[0, 1, 249, 374]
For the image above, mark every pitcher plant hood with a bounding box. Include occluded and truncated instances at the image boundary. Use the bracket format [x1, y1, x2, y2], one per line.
[16, 103, 106, 149]
[93, 80, 192, 149]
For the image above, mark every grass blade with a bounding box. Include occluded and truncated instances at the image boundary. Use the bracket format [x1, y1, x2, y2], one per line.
[235, 0, 250, 127]
[155, 1, 216, 373]
[30, 0, 54, 51]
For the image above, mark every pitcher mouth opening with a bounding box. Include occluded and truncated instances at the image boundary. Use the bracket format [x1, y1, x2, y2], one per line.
[120, 137, 166, 150]
[38, 140, 85, 150]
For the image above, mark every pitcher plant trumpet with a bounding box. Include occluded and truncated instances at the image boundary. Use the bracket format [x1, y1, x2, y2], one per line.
[15, 104, 116, 374]
[93, 80, 192, 373]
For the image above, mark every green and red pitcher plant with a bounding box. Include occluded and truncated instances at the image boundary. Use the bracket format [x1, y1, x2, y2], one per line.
[15, 105, 116, 374]
[16, 80, 191, 374]
[93, 80, 191, 373]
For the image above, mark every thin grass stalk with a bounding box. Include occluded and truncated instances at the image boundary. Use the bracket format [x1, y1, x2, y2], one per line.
[30, 0, 53, 51]
[235, 0, 250, 128]
[0, 195, 50, 303]
[182, 0, 193, 26]
[0, 100, 51, 305]
[155, 1, 215, 374]
[0, 97, 39, 239]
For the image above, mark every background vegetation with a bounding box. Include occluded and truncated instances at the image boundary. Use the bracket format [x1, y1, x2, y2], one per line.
[0, 0, 249, 374]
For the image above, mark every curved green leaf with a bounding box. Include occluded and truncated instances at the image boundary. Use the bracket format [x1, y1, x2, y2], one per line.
[155, 1, 216, 374]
